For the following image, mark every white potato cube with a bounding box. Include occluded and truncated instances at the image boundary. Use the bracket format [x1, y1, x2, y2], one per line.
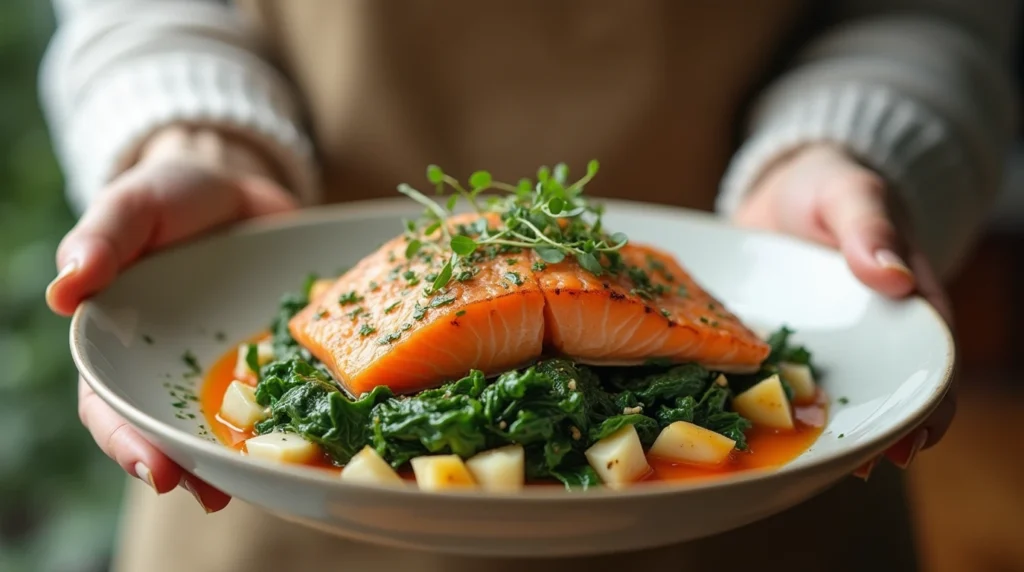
[648, 421, 736, 465]
[778, 362, 816, 402]
[584, 425, 651, 489]
[219, 380, 267, 430]
[245, 432, 320, 464]
[340, 446, 404, 486]
[466, 445, 525, 492]
[233, 341, 275, 379]
[732, 374, 794, 430]
[410, 455, 477, 491]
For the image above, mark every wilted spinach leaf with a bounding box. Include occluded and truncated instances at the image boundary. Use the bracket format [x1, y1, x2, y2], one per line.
[589, 414, 659, 447]
[254, 360, 394, 464]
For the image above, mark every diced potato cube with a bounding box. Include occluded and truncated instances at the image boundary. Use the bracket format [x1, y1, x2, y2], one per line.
[584, 425, 651, 489]
[245, 432, 319, 464]
[219, 380, 267, 430]
[233, 341, 275, 379]
[648, 421, 736, 465]
[410, 455, 477, 491]
[340, 446, 404, 486]
[466, 445, 525, 492]
[733, 374, 794, 430]
[778, 362, 816, 402]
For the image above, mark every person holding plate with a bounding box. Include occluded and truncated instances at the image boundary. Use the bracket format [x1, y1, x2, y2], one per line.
[40, 0, 1017, 570]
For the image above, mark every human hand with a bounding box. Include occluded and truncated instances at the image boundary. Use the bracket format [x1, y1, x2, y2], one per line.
[733, 144, 955, 479]
[48, 126, 298, 511]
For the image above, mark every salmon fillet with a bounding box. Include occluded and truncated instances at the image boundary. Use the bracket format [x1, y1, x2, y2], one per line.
[539, 244, 768, 372]
[290, 218, 769, 395]
[290, 220, 546, 395]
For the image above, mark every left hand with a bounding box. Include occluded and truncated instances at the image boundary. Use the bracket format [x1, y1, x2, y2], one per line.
[733, 143, 955, 479]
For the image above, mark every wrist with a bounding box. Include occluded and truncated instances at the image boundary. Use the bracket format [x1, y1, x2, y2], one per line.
[133, 124, 287, 187]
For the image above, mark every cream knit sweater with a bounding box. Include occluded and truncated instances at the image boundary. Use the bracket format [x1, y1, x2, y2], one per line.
[40, 0, 1020, 274]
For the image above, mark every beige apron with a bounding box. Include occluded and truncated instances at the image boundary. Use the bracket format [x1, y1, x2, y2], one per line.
[114, 2, 919, 569]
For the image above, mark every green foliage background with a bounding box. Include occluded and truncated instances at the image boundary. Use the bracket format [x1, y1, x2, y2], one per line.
[0, 2, 123, 571]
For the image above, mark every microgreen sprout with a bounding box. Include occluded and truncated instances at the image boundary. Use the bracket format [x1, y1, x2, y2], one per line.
[398, 160, 629, 292]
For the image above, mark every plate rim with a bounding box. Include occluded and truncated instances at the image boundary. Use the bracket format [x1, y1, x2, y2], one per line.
[69, 198, 956, 503]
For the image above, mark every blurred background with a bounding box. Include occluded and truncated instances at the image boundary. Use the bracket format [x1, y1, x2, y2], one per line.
[1, 2, 1022, 572]
[0, 2, 124, 572]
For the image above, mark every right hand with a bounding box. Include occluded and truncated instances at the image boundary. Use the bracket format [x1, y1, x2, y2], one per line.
[47, 126, 299, 512]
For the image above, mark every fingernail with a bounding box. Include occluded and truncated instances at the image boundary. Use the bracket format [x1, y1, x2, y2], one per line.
[892, 429, 929, 469]
[134, 462, 157, 492]
[45, 260, 80, 306]
[180, 477, 212, 514]
[875, 249, 913, 277]
[853, 456, 879, 481]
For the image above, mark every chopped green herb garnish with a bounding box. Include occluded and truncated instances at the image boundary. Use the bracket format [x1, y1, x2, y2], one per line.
[384, 301, 401, 314]
[429, 294, 457, 308]
[838, 397, 850, 405]
[531, 261, 547, 272]
[455, 310, 467, 317]
[676, 284, 689, 298]
[378, 332, 402, 345]
[647, 256, 674, 281]
[400, 322, 413, 331]
[504, 271, 523, 286]
[660, 309, 672, 318]
[699, 317, 709, 325]
[142, 334, 154, 345]
[838, 433, 845, 439]
[368, 281, 380, 291]
[506, 258, 518, 264]
[347, 307, 365, 320]
[182, 351, 201, 374]
[358, 324, 376, 337]
[413, 303, 427, 320]
[338, 291, 363, 305]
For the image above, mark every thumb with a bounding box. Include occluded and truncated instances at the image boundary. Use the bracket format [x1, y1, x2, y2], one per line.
[236, 175, 300, 217]
[818, 171, 916, 298]
[46, 166, 261, 316]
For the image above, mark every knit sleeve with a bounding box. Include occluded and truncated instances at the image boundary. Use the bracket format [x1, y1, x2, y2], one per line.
[40, 0, 320, 212]
[717, 1, 1019, 276]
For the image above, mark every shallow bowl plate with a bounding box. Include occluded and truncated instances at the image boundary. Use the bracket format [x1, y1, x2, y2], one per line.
[71, 198, 953, 557]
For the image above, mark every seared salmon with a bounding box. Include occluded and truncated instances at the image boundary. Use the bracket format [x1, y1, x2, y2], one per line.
[291, 219, 769, 396]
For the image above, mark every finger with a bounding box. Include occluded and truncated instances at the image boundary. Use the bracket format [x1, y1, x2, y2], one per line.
[180, 475, 233, 513]
[818, 171, 916, 298]
[852, 455, 881, 481]
[78, 377, 183, 493]
[909, 249, 954, 326]
[237, 176, 300, 217]
[46, 191, 156, 316]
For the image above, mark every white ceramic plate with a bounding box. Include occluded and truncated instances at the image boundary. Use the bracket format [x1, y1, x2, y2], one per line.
[71, 199, 953, 557]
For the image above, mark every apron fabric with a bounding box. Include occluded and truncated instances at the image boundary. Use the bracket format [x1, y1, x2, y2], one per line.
[113, 466, 917, 571]
[114, 2, 920, 570]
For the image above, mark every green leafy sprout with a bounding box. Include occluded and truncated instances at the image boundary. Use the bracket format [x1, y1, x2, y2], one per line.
[398, 160, 629, 293]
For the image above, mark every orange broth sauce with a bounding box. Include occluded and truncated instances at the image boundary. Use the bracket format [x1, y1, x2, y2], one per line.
[201, 338, 827, 484]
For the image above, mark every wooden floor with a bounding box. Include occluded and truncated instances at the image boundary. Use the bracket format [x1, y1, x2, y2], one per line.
[908, 232, 1024, 572]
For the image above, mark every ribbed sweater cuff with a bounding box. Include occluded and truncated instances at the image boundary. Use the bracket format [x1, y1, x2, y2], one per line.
[61, 52, 319, 211]
[718, 82, 967, 214]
